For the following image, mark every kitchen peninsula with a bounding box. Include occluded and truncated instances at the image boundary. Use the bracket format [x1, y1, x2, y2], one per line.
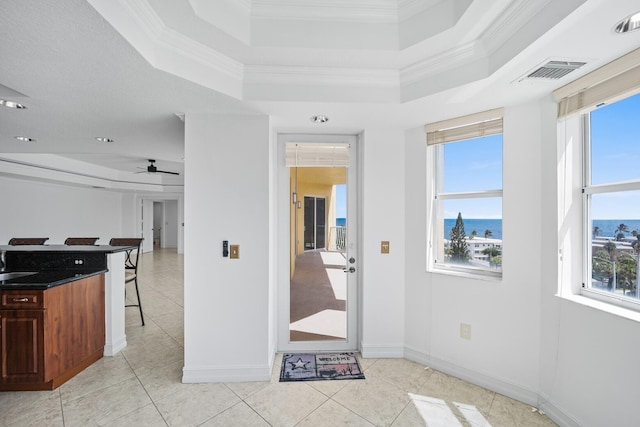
[0, 244, 135, 390]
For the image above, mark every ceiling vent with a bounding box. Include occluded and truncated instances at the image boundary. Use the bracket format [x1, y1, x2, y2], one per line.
[517, 60, 587, 83]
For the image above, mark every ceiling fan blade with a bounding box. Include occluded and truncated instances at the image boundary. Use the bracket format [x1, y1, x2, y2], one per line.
[157, 170, 180, 175]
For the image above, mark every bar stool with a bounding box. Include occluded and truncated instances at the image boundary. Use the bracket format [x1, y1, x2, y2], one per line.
[8, 237, 49, 245]
[65, 237, 99, 245]
[109, 238, 145, 326]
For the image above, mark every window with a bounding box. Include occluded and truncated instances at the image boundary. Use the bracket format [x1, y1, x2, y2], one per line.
[583, 92, 640, 304]
[426, 109, 503, 277]
[554, 46, 640, 310]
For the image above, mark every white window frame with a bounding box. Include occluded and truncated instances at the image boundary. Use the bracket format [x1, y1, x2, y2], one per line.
[426, 109, 504, 279]
[553, 47, 640, 312]
[580, 105, 640, 312]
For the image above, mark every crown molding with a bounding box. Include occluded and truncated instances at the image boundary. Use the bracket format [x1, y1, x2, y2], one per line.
[480, 0, 553, 55]
[89, 0, 244, 99]
[90, 0, 581, 105]
[244, 65, 399, 87]
[126, 0, 243, 79]
[400, 40, 484, 85]
[157, 27, 244, 80]
[250, 0, 399, 23]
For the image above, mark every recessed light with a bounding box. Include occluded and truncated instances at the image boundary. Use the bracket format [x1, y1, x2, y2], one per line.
[0, 99, 27, 109]
[310, 115, 329, 123]
[15, 136, 36, 142]
[615, 11, 640, 33]
[95, 137, 114, 143]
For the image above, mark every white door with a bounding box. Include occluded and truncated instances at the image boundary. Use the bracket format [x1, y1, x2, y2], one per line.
[278, 134, 359, 352]
[141, 199, 154, 253]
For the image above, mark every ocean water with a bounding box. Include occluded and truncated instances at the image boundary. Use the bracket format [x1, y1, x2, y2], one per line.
[441, 219, 640, 241]
[444, 218, 502, 240]
[591, 220, 640, 239]
[336, 218, 346, 227]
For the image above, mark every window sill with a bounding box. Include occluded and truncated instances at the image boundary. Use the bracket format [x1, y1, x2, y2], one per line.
[429, 267, 502, 282]
[558, 291, 640, 324]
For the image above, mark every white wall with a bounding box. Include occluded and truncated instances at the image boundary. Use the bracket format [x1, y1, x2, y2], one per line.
[537, 103, 640, 426]
[121, 194, 136, 237]
[0, 176, 124, 245]
[404, 126, 432, 358]
[182, 113, 273, 382]
[403, 100, 547, 405]
[359, 128, 406, 357]
[403, 95, 640, 426]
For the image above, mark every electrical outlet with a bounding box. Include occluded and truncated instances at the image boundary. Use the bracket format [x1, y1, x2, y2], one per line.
[460, 323, 471, 340]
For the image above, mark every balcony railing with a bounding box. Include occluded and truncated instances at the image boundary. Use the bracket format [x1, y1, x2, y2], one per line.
[329, 226, 347, 252]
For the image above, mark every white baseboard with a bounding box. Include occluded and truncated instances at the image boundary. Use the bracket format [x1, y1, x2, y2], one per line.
[182, 363, 271, 383]
[538, 394, 583, 427]
[103, 336, 127, 357]
[404, 346, 577, 427]
[360, 342, 404, 358]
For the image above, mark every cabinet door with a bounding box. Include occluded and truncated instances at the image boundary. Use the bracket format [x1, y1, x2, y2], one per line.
[0, 310, 44, 384]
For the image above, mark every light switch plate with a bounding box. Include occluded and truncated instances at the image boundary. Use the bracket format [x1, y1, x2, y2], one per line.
[230, 244, 240, 259]
[381, 241, 390, 254]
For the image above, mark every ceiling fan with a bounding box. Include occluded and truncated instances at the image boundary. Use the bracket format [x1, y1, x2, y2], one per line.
[136, 159, 179, 175]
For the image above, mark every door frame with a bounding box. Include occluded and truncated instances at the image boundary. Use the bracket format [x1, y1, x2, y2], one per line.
[277, 133, 361, 352]
[303, 195, 327, 251]
[135, 194, 185, 254]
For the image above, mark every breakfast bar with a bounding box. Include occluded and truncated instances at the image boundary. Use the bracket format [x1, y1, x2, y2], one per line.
[0, 244, 135, 390]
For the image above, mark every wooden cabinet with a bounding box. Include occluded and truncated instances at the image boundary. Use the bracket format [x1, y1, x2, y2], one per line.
[0, 309, 44, 385]
[0, 274, 105, 391]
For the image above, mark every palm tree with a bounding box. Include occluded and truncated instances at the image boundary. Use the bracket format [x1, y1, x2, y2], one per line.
[615, 223, 629, 240]
[603, 241, 619, 291]
[470, 230, 477, 239]
[484, 229, 492, 239]
[593, 226, 601, 239]
[632, 230, 640, 254]
[604, 240, 618, 260]
[615, 253, 637, 296]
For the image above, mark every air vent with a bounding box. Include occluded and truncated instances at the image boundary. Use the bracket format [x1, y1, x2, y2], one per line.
[516, 60, 588, 83]
[524, 61, 586, 80]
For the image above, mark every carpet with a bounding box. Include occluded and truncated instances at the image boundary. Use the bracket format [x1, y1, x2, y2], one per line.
[279, 353, 365, 382]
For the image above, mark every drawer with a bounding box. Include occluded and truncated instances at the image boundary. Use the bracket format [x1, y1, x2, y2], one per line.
[1, 291, 44, 309]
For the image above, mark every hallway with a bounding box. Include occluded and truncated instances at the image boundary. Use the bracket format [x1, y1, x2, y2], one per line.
[290, 250, 347, 341]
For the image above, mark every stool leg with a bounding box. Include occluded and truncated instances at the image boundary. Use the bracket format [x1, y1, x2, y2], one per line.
[133, 278, 145, 326]
[125, 279, 145, 326]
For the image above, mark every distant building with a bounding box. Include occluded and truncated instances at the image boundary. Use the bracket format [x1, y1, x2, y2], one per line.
[444, 237, 502, 266]
[592, 238, 635, 256]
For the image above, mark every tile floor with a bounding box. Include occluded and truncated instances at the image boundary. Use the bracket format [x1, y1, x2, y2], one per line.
[0, 248, 557, 426]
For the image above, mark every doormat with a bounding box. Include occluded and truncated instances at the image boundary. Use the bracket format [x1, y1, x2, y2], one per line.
[279, 353, 365, 382]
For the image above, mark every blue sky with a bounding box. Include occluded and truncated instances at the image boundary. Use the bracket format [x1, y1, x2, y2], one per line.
[334, 92, 639, 221]
[335, 184, 346, 218]
[442, 133, 502, 219]
[590, 92, 640, 219]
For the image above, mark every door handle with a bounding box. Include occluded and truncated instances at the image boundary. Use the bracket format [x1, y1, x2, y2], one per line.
[343, 266, 356, 273]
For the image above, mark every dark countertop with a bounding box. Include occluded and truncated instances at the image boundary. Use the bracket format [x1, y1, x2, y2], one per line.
[0, 245, 133, 290]
[0, 269, 108, 290]
[0, 244, 134, 253]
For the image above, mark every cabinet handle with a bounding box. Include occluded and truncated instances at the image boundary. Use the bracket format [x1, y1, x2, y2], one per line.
[12, 298, 29, 302]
